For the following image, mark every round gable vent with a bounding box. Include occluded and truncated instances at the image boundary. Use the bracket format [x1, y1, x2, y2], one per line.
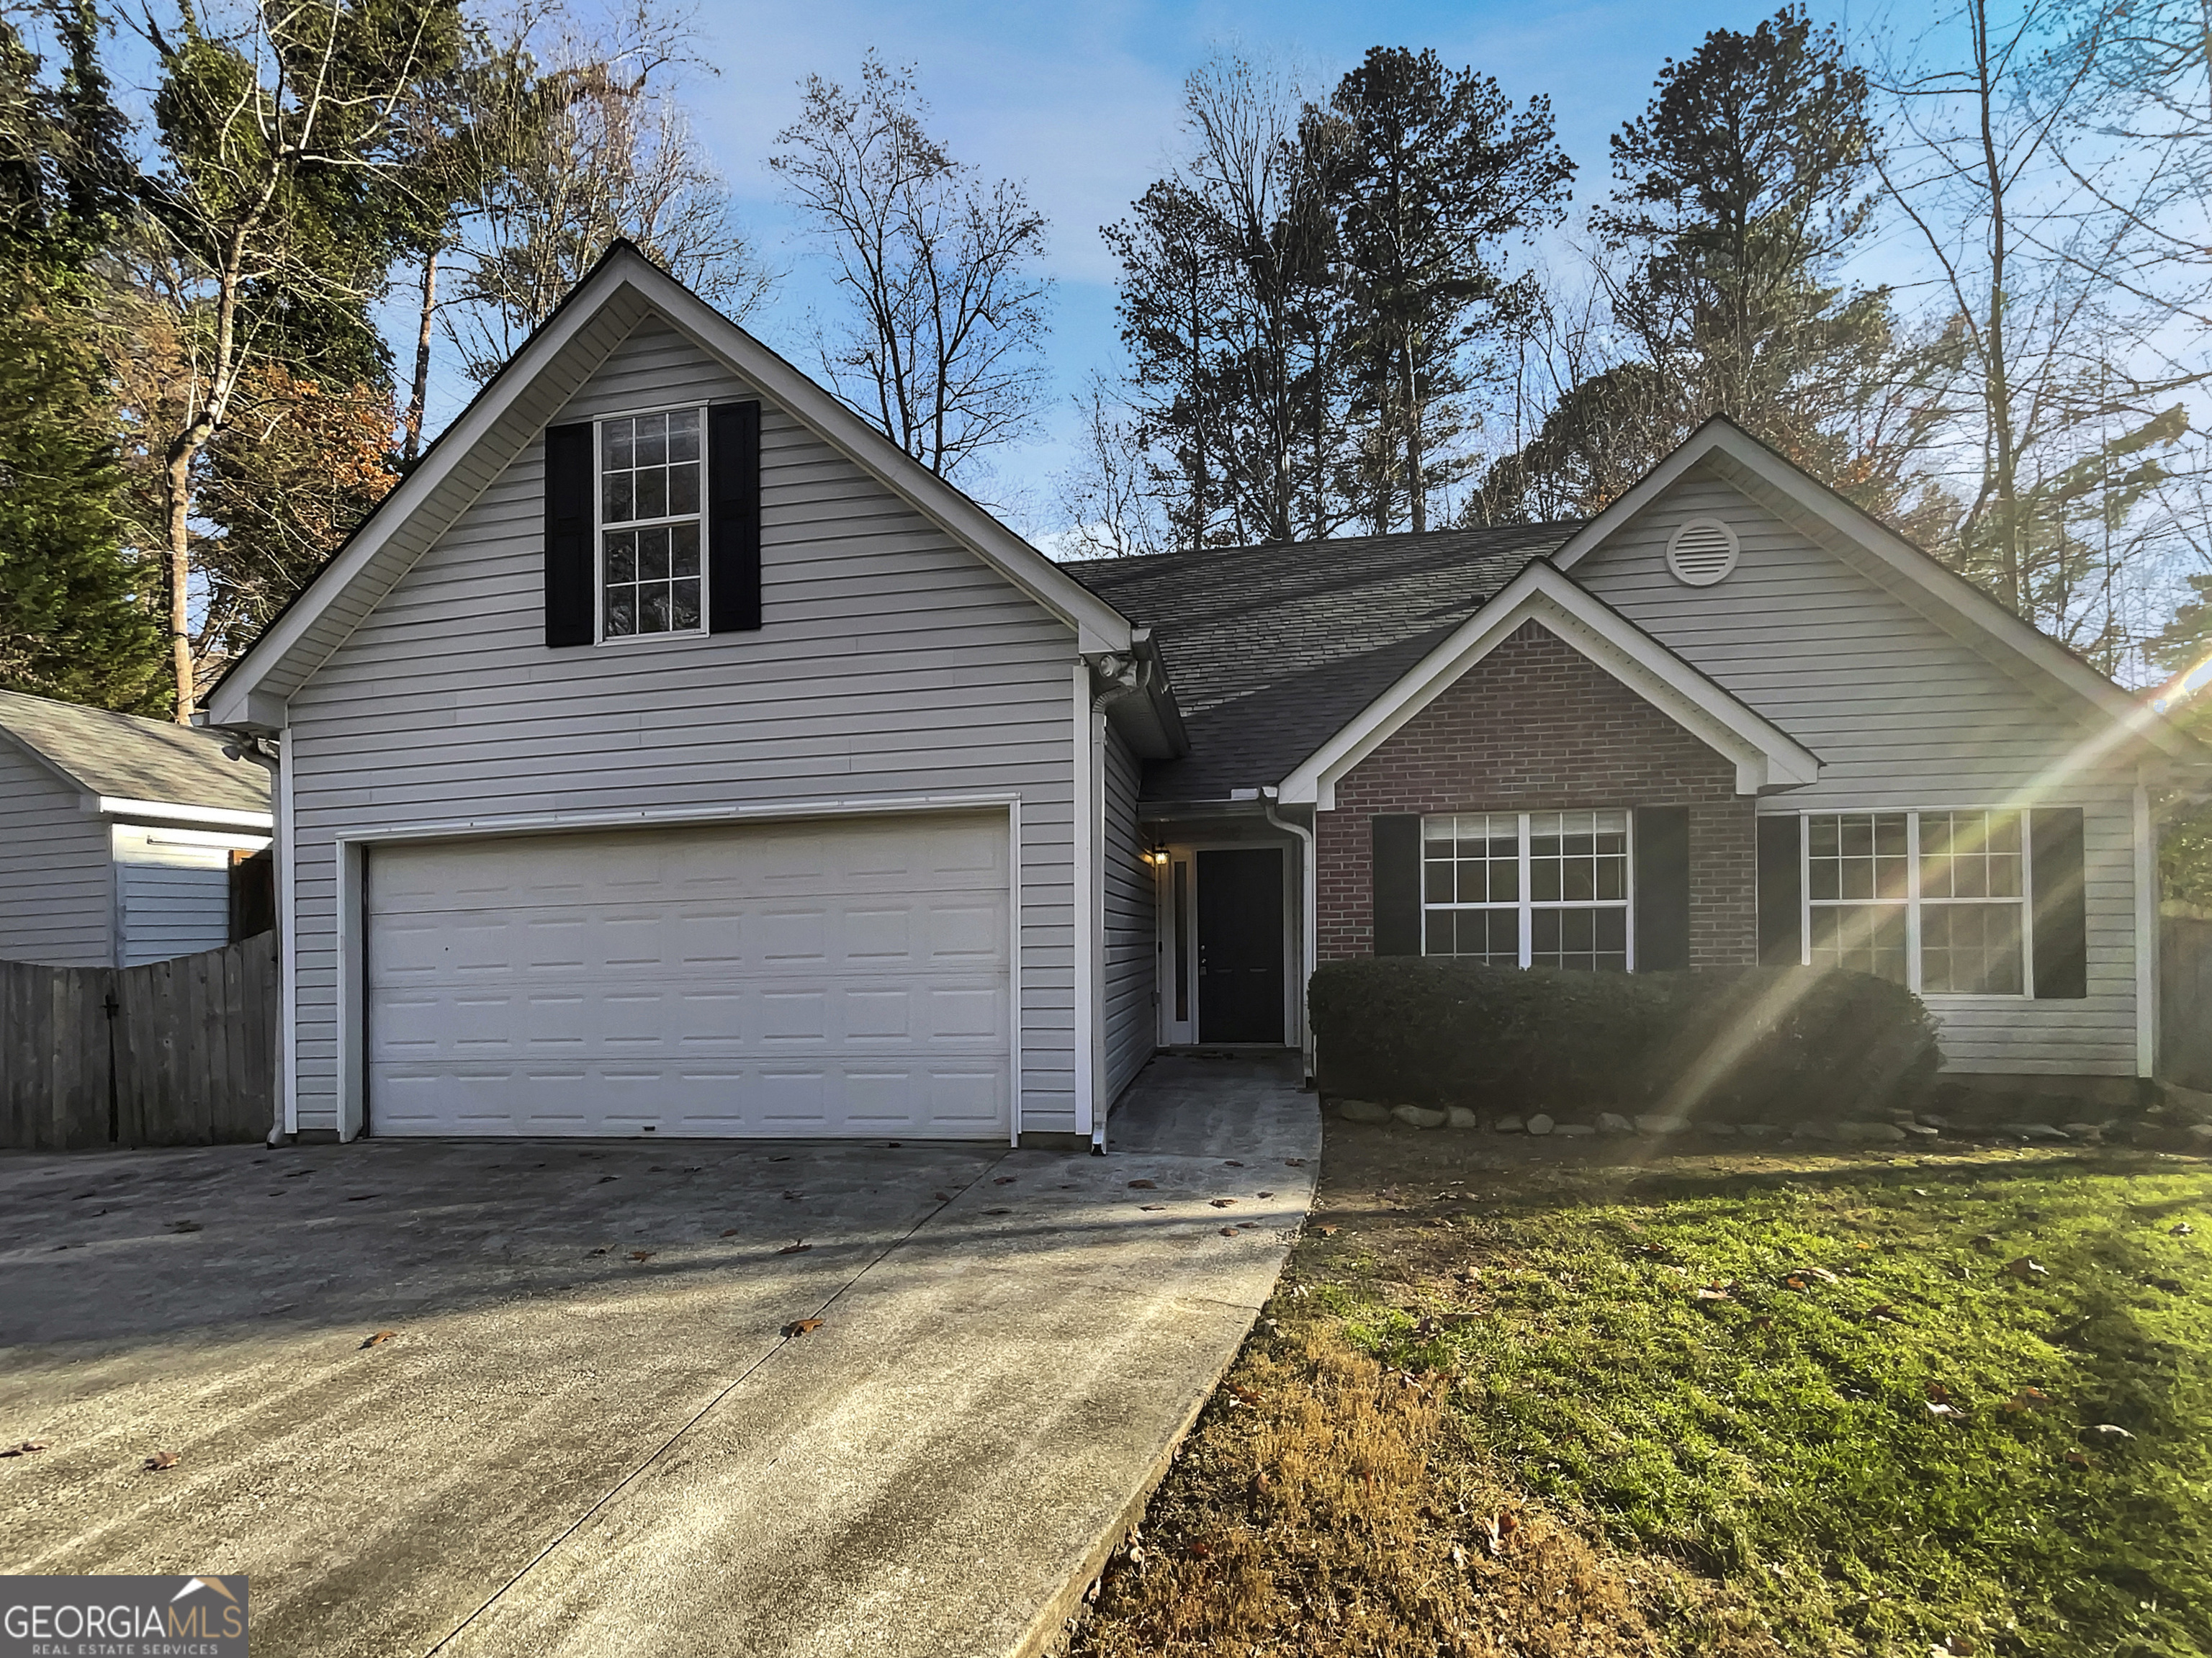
[1665, 517, 1740, 586]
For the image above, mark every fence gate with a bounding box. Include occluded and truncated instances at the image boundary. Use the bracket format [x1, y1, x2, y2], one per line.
[0, 934, 276, 1151]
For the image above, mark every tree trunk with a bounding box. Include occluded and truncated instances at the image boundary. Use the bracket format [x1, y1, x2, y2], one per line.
[164, 440, 197, 723]
[1405, 330, 1426, 536]
[1974, 0, 2023, 611]
[403, 245, 439, 463]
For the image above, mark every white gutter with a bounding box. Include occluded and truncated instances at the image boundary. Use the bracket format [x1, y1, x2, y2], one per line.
[90, 797, 273, 832]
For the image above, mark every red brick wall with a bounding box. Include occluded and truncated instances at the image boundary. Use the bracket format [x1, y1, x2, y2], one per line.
[1316, 620, 1756, 968]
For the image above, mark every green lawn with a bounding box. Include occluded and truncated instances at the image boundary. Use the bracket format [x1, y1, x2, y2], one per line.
[1312, 1145, 2212, 1657]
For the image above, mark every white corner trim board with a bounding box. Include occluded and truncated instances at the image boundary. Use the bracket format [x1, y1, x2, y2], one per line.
[1276, 561, 1821, 811]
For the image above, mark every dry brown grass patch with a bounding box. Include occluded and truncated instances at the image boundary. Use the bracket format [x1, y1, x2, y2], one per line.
[1069, 1320, 1775, 1658]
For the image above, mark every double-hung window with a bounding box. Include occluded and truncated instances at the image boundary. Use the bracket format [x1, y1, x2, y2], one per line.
[1804, 809, 2026, 995]
[599, 407, 704, 639]
[1421, 810, 1631, 970]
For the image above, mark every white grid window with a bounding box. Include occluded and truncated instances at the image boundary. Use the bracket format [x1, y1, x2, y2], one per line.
[600, 408, 704, 639]
[1423, 810, 1630, 971]
[1803, 809, 2027, 996]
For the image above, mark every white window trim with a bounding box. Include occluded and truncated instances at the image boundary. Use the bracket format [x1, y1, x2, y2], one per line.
[1419, 810, 1637, 970]
[595, 400, 711, 646]
[1797, 807, 2036, 1001]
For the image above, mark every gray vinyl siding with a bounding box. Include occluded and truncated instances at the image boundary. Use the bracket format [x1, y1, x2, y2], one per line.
[1576, 465, 2141, 1075]
[112, 824, 269, 966]
[282, 317, 1082, 1134]
[0, 744, 112, 967]
[1102, 724, 1154, 1104]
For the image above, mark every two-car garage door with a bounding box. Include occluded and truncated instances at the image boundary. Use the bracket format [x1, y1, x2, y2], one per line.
[365, 812, 1011, 1137]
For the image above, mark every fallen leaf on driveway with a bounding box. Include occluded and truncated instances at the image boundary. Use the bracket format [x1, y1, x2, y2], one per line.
[1284, 1158, 1306, 1168]
[2004, 1256, 2049, 1279]
[719, 1229, 739, 1238]
[1128, 1179, 1156, 1189]
[1222, 1161, 1244, 1168]
[345, 1194, 379, 1202]
[586, 1247, 608, 1256]
[360, 1330, 397, 1349]
[145, 1451, 180, 1471]
[1256, 1191, 1275, 1199]
[984, 1207, 1012, 1215]
[781, 1190, 804, 1201]
[170, 1220, 200, 1233]
[1220, 1227, 1238, 1237]
[776, 1240, 811, 1255]
[1210, 1198, 1236, 1208]
[596, 1176, 616, 1184]
[932, 1191, 951, 1202]
[783, 1319, 824, 1338]
[994, 1176, 1017, 1185]
[1, 1441, 49, 1457]
[629, 1251, 655, 1263]
[1139, 1204, 1165, 1212]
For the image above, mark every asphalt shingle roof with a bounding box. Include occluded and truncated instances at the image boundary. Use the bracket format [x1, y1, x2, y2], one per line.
[0, 689, 272, 816]
[1066, 522, 1581, 801]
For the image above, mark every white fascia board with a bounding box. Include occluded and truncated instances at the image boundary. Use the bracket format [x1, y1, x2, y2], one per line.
[1277, 561, 1821, 811]
[1553, 418, 2206, 766]
[92, 797, 275, 832]
[628, 262, 1133, 654]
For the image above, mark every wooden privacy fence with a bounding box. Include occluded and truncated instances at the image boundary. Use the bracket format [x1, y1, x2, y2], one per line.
[1, 934, 276, 1151]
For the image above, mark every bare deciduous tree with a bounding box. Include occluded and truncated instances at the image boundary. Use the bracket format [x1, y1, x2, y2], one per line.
[436, 0, 772, 387]
[771, 52, 1051, 482]
[1052, 377, 1169, 558]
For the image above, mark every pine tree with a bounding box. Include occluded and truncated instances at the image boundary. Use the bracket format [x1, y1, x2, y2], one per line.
[0, 0, 168, 712]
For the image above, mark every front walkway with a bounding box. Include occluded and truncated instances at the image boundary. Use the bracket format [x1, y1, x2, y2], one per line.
[0, 1053, 1317, 1658]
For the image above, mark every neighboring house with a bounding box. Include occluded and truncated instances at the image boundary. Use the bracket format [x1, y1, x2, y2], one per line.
[206, 244, 2206, 1145]
[0, 689, 275, 968]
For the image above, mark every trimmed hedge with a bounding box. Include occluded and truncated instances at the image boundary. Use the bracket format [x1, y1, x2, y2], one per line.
[1310, 958, 1939, 1123]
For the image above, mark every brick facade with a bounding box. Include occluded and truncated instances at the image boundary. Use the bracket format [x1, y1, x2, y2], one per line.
[1316, 620, 1756, 968]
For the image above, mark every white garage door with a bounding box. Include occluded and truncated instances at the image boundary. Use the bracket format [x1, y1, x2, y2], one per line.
[366, 813, 1012, 1137]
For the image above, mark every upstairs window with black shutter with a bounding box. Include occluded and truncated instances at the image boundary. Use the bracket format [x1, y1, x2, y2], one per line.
[599, 407, 704, 639]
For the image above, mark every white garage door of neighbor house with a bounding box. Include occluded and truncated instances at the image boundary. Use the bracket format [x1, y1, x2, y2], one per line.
[365, 813, 1012, 1137]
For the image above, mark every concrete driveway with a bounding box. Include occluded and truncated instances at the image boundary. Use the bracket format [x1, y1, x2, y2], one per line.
[0, 1056, 1317, 1658]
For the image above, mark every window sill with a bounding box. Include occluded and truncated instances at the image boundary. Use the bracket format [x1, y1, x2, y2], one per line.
[594, 627, 709, 649]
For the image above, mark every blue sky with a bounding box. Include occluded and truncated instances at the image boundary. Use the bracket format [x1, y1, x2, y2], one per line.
[602, 0, 1863, 526]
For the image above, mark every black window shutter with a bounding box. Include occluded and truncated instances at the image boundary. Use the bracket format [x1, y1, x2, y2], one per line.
[1756, 816, 1802, 965]
[709, 400, 763, 633]
[542, 423, 595, 646]
[1633, 806, 1691, 971]
[1372, 815, 1422, 957]
[2031, 808, 2088, 999]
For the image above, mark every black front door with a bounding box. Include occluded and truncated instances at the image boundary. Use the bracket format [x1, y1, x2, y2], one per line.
[1197, 848, 1285, 1043]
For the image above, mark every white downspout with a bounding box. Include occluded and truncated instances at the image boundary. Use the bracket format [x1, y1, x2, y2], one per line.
[1264, 790, 1317, 1086]
[1085, 654, 1149, 1152]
